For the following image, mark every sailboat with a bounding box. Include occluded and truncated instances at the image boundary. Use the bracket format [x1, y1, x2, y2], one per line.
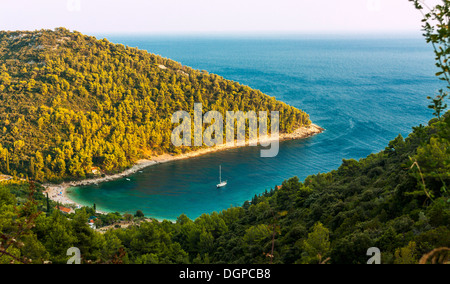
[217, 165, 227, 188]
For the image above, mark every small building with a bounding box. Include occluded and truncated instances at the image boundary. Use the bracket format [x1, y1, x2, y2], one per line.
[88, 216, 99, 230]
[91, 167, 101, 176]
[89, 216, 98, 223]
[55, 205, 75, 214]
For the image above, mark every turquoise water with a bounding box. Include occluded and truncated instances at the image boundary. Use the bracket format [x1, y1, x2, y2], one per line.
[67, 35, 443, 221]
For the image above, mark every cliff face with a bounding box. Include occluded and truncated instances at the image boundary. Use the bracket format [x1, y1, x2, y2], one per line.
[0, 28, 311, 182]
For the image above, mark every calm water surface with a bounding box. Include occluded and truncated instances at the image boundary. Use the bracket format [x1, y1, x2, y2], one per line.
[67, 35, 442, 221]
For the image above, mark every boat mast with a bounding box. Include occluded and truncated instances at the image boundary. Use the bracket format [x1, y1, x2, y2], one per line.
[219, 165, 222, 183]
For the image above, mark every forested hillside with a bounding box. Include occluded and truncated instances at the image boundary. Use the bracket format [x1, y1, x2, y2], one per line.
[0, 112, 448, 264]
[0, 28, 311, 182]
[1, 1, 449, 264]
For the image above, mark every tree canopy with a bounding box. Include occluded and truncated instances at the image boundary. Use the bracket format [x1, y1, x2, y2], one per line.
[0, 28, 311, 182]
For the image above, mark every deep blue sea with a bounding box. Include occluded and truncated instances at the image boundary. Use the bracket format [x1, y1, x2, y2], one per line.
[67, 34, 443, 221]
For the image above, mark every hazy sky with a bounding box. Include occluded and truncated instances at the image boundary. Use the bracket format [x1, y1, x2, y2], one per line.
[0, 0, 427, 35]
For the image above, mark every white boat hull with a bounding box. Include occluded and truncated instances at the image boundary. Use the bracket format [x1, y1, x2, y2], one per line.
[217, 181, 227, 188]
[217, 165, 227, 188]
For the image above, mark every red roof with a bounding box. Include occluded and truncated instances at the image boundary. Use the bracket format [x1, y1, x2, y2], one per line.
[55, 206, 72, 213]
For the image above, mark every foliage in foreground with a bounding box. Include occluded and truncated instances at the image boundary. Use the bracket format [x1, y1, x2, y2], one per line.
[0, 113, 449, 264]
[1, 0, 450, 265]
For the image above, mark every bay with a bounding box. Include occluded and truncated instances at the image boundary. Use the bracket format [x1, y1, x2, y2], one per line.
[67, 34, 442, 221]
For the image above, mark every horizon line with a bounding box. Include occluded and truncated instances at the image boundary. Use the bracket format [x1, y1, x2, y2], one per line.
[2, 27, 424, 36]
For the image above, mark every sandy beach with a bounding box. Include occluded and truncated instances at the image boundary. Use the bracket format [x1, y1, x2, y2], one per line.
[44, 124, 324, 209]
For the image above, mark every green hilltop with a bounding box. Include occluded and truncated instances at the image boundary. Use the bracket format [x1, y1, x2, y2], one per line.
[0, 28, 311, 182]
[0, 5, 449, 263]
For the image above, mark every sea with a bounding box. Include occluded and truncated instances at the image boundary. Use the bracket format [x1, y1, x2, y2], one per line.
[66, 33, 444, 221]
